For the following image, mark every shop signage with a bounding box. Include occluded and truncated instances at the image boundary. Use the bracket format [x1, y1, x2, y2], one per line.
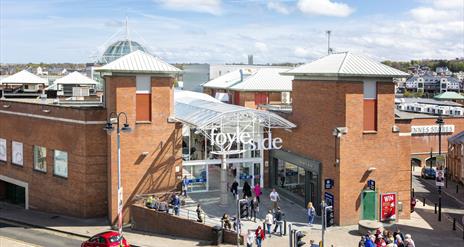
[210, 127, 283, 151]
[188, 178, 207, 183]
[325, 179, 334, 189]
[380, 193, 397, 222]
[411, 125, 454, 135]
[436, 169, 445, 187]
[367, 180, 375, 190]
[324, 192, 334, 207]
[239, 174, 253, 180]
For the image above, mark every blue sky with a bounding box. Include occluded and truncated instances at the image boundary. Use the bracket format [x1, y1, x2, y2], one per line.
[0, 0, 463, 63]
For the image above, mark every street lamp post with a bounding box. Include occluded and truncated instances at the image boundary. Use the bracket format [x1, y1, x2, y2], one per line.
[435, 116, 444, 222]
[104, 112, 132, 239]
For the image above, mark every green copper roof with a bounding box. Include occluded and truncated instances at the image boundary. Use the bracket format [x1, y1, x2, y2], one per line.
[434, 91, 464, 100]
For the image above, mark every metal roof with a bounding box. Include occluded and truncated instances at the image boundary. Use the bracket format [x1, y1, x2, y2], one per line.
[202, 68, 292, 92]
[174, 90, 296, 130]
[396, 97, 462, 107]
[434, 92, 464, 100]
[448, 131, 464, 144]
[46, 72, 98, 90]
[95, 50, 181, 74]
[283, 52, 409, 79]
[0, 70, 48, 85]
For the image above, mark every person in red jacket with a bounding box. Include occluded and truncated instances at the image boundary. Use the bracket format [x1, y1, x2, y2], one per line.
[255, 226, 265, 247]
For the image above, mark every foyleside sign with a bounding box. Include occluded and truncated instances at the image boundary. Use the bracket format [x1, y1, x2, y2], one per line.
[210, 127, 283, 151]
[411, 125, 454, 135]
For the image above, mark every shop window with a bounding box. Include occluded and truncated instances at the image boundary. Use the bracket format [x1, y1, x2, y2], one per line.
[33, 146, 47, 172]
[54, 150, 68, 178]
[363, 80, 377, 131]
[254, 92, 269, 106]
[136, 75, 151, 122]
[276, 160, 305, 199]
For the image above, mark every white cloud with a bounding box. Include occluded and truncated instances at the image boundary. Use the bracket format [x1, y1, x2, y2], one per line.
[410, 7, 460, 22]
[297, 0, 354, 17]
[428, 0, 464, 9]
[267, 0, 291, 15]
[154, 0, 222, 15]
[255, 42, 268, 52]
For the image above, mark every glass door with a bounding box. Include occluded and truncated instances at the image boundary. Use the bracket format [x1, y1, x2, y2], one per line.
[182, 164, 208, 192]
[238, 162, 253, 188]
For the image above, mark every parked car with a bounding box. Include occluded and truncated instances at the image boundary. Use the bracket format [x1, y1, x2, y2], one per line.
[421, 167, 436, 179]
[81, 231, 130, 247]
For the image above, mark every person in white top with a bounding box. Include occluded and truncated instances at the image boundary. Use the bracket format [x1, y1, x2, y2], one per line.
[246, 229, 255, 247]
[265, 210, 274, 237]
[269, 188, 280, 211]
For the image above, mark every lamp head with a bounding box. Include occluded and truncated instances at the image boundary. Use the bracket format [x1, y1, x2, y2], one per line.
[103, 122, 115, 134]
[436, 116, 444, 125]
[121, 123, 132, 133]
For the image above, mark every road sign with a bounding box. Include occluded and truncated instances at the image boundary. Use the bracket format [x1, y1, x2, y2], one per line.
[436, 169, 445, 187]
[325, 179, 334, 189]
[367, 180, 375, 190]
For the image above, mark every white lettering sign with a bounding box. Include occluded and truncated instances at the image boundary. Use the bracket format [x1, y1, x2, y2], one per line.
[210, 127, 283, 151]
[411, 125, 454, 135]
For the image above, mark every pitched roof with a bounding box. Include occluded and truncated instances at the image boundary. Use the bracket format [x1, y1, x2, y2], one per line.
[433, 91, 464, 100]
[202, 68, 292, 92]
[95, 50, 181, 74]
[283, 52, 409, 79]
[46, 72, 98, 90]
[0, 70, 48, 85]
[448, 130, 464, 144]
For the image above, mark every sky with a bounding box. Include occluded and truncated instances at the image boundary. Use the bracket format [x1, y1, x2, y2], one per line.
[0, 0, 463, 64]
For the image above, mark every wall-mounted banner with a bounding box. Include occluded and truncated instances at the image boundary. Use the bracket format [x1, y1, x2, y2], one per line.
[380, 193, 397, 222]
[436, 169, 445, 187]
[324, 192, 334, 207]
[12, 141, 23, 166]
[411, 125, 454, 135]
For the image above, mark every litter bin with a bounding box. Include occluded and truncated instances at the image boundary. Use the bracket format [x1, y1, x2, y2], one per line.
[212, 225, 223, 245]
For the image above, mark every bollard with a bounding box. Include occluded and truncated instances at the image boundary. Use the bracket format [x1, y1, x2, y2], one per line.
[288, 224, 292, 247]
[423, 197, 426, 206]
[435, 203, 437, 214]
[263, 222, 266, 237]
[457, 184, 459, 194]
[412, 188, 415, 197]
[453, 218, 456, 230]
[283, 220, 287, 236]
[438, 197, 442, 222]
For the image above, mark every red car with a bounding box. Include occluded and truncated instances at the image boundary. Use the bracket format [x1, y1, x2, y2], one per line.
[81, 231, 130, 247]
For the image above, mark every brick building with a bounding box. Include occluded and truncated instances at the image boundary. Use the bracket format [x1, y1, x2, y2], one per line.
[268, 52, 412, 225]
[446, 131, 464, 184]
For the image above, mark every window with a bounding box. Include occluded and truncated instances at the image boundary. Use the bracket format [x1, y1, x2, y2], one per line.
[0, 138, 6, 162]
[363, 80, 377, 131]
[12, 141, 23, 166]
[54, 150, 68, 178]
[254, 92, 269, 106]
[33, 146, 47, 172]
[136, 75, 151, 122]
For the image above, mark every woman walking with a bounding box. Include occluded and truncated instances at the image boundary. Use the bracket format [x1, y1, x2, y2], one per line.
[253, 183, 262, 203]
[265, 210, 273, 238]
[307, 202, 316, 226]
[255, 225, 265, 247]
[243, 181, 252, 199]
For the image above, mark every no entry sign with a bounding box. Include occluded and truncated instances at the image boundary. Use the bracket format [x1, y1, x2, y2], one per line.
[380, 193, 397, 222]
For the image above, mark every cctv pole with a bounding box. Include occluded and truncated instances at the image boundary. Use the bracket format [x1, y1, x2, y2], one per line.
[236, 197, 240, 247]
[321, 202, 326, 247]
[220, 153, 228, 205]
[117, 119, 122, 237]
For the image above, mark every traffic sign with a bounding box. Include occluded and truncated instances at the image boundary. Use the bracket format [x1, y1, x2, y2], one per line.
[325, 179, 334, 189]
[367, 180, 375, 190]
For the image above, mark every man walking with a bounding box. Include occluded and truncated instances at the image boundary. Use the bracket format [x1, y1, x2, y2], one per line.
[250, 196, 259, 222]
[182, 176, 189, 196]
[273, 207, 284, 236]
[171, 194, 180, 216]
[269, 188, 280, 211]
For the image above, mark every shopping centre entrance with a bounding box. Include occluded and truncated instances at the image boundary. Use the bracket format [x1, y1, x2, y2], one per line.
[175, 91, 295, 200]
[0, 175, 28, 209]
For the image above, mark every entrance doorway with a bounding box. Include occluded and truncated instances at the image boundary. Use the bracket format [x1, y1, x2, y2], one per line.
[0, 180, 26, 208]
[361, 190, 377, 220]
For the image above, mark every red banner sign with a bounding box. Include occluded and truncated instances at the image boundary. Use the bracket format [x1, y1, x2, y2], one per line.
[380, 193, 396, 221]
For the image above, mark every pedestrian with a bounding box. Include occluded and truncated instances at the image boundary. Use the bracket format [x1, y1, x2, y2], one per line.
[403, 234, 415, 247]
[307, 201, 316, 226]
[364, 235, 376, 247]
[310, 240, 319, 247]
[374, 234, 386, 247]
[243, 181, 252, 199]
[196, 204, 205, 223]
[221, 213, 232, 230]
[247, 229, 255, 247]
[171, 194, 180, 216]
[253, 183, 262, 203]
[386, 231, 394, 244]
[393, 228, 404, 242]
[273, 207, 283, 236]
[146, 195, 155, 209]
[182, 176, 189, 196]
[231, 180, 239, 198]
[250, 196, 259, 222]
[395, 234, 404, 247]
[358, 236, 366, 247]
[269, 188, 280, 211]
[265, 210, 273, 237]
[255, 225, 265, 247]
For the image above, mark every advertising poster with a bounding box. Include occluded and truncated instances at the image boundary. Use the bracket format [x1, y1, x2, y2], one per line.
[0, 138, 6, 162]
[380, 193, 396, 221]
[436, 168, 445, 187]
[12, 141, 23, 166]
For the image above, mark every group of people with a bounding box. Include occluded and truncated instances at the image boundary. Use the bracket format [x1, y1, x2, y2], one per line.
[359, 228, 415, 247]
[145, 193, 182, 216]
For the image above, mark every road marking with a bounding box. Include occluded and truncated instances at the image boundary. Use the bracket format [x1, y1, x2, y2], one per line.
[0, 236, 42, 247]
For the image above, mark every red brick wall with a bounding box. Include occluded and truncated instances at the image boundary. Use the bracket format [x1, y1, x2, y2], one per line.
[0, 100, 108, 218]
[273, 80, 411, 225]
[105, 75, 182, 224]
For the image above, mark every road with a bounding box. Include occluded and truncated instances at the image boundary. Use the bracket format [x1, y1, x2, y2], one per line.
[412, 173, 464, 228]
[0, 219, 85, 247]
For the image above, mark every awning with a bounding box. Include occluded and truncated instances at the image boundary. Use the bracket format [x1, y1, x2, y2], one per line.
[174, 90, 295, 130]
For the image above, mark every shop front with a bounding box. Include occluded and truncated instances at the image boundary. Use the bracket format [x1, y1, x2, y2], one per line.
[269, 149, 321, 213]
